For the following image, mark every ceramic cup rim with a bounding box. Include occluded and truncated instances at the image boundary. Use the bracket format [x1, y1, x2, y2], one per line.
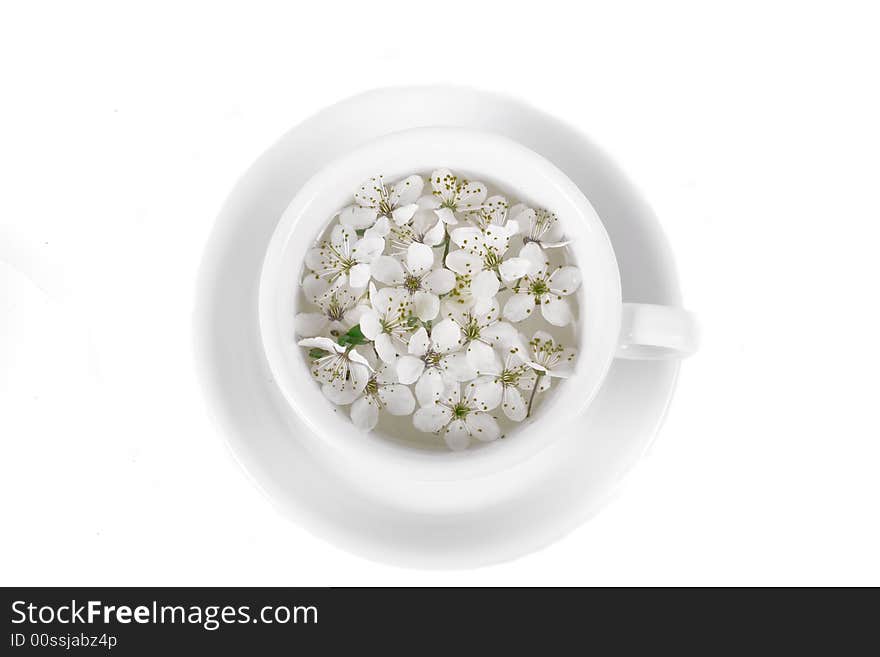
[258, 127, 622, 482]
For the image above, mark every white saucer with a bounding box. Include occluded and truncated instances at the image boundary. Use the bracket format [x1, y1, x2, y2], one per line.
[194, 86, 683, 568]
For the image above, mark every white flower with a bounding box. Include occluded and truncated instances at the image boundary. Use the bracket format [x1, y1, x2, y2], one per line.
[444, 220, 528, 315]
[501, 242, 582, 326]
[517, 330, 577, 394]
[339, 174, 424, 231]
[444, 298, 517, 373]
[298, 337, 372, 405]
[294, 275, 369, 339]
[305, 224, 385, 289]
[513, 205, 569, 250]
[383, 203, 447, 253]
[422, 168, 487, 225]
[350, 362, 416, 432]
[466, 195, 517, 233]
[359, 284, 413, 363]
[396, 319, 475, 407]
[412, 381, 502, 451]
[370, 243, 455, 322]
[470, 342, 535, 422]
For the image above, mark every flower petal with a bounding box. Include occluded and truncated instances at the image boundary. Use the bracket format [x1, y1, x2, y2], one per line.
[359, 309, 382, 340]
[503, 293, 536, 322]
[441, 381, 462, 406]
[481, 195, 508, 226]
[373, 285, 409, 316]
[413, 404, 452, 433]
[445, 249, 483, 276]
[339, 205, 378, 229]
[472, 296, 495, 317]
[552, 348, 577, 377]
[351, 237, 385, 263]
[301, 273, 329, 302]
[350, 396, 379, 431]
[531, 330, 555, 348]
[330, 224, 357, 249]
[480, 321, 517, 348]
[519, 242, 549, 277]
[294, 312, 329, 338]
[413, 291, 440, 322]
[422, 268, 455, 295]
[374, 332, 399, 363]
[469, 379, 504, 414]
[430, 318, 461, 353]
[423, 218, 446, 246]
[466, 339, 499, 375]
[430, 168, 455, 201]
[471, 270, 500, 301]
[540, 295, 573, 326]
[414, 367, 445, 407]
[450, 226, 483, 250]
[439, 351, 477, 383]
[408, 327, 430, 356]
[548, 266, 582, 296]
[510, 206, 535, 229]
[406, 242, 434, 275]
[464, 412, 500, 442]
[321, 376, 364, 405]
[391, 204, 418, 225]
[347, 263, 371, 289]
[519, 241, 548, 277]
[434, 207, 458, 225]
[298, 336, 341, 353]
[456, 181, 487, 210]
[304, 247, 326, 273]
[364, 215, 390, 239]
[542, 215, 565, 243]
[396, 355, 425, 385]
[501, 386, 528, 422]
[443, 420, 470, 451]
[353, 177, 383, 208]
[375, 362, 396, 385]
[390, 174, 424, 207]
[466, 378, 502, 411]
[370, 255, 404, 286]
[378, 383, 415, 416]
[418, 195, 440, 210]
[498, 257, 531, 283]
[484, 224, 512, 254]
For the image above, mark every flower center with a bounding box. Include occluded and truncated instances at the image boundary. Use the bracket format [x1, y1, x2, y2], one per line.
[452, 402, 470, 419]
[424, 349, 442, 368]
[365, 378, 379, 396]
[529, 279, 549, 297]
[403, 274, 422, 293]
[463, 317, 481, 342]
[325, 296, 345, 321]
[499, 368, 522, 387]
[530, 335, 566, 367]
[483, 249, 503, 271]
[529, 209, 557, 241]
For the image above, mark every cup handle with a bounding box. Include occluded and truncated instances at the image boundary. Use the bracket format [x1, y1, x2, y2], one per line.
[616, 303, 699, 360]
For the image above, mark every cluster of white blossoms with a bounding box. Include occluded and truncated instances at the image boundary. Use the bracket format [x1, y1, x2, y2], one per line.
[295, 170, 581, 451]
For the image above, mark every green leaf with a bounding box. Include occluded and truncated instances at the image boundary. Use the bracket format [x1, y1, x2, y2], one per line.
[308, 348, 329, 359]
[337, 324, 369, 347]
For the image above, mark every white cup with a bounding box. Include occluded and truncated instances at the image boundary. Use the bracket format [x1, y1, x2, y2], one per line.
[259, 127, 697, 485]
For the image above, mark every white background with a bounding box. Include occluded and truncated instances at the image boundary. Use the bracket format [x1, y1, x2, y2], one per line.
[2, 1, 879, 585]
